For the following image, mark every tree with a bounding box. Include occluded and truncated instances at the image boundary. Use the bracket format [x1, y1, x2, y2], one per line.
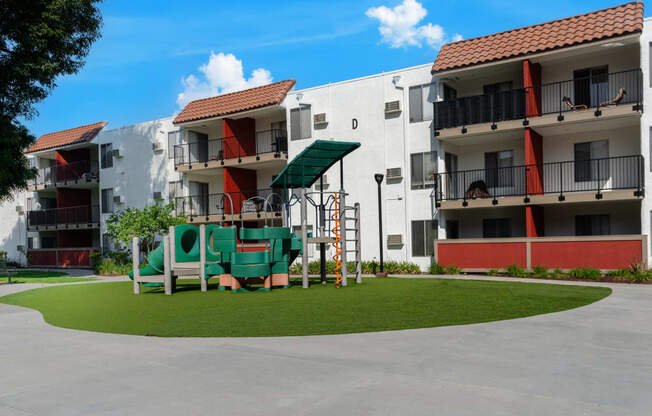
[0, 0, 103, 201]
[105, 201, 186, 255]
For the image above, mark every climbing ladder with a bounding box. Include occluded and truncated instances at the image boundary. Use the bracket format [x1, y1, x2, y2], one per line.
[338, 195, 362, 286]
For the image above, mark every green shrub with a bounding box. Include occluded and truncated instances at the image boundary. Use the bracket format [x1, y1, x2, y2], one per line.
[290, 260, 422, 275]
[628, 270, 651, 283]
[487, 269, 500, 276]
[548, 268, 565, 279]
[505, 264, 527, 278]
[605, 268, 628, 278]
[429, 263, 445, 275]
[568, 267, 601, 280]
[444, 264, 461, 275]
[531, 265, 548, 278]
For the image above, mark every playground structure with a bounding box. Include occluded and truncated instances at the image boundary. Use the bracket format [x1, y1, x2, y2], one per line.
[130, 140, 361, 294]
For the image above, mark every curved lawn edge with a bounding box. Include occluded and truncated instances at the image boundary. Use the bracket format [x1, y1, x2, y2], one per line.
[0, 278, 611, 338]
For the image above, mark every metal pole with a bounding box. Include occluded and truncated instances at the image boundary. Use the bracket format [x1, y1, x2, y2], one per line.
[132, 237, 140, 295]
[319, 175, 326, 284]
[300, 187, 309, 288]
[374, 174, 384, 273]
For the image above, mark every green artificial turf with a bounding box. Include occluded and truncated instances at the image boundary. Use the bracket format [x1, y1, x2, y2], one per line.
[0, 277, 610, 337]
[0, 270, 90, 284]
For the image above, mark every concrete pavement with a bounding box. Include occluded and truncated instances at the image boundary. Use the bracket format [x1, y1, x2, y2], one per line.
[0, 277, 651, 415]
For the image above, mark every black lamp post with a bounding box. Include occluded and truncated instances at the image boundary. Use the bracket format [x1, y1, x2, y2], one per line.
[374, 173, 384, 274]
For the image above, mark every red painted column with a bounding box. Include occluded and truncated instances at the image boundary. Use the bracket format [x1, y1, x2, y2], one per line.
[523, 59, 542, 117]
[524, 126, 544, 238]
[222, 118, 256, 159]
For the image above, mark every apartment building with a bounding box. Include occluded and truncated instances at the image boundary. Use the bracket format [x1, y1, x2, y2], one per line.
[431, 2, 649, 270]
[0, 2, 649, 271]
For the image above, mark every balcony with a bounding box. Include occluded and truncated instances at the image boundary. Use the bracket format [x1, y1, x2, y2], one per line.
[173, 129, 288, 170]
[434, 69, 642, 137]
[28, 160, 99, 191]
[27, 205, 100, 231]
[174, 189, 284, 223]
[434, 155, 644, 209]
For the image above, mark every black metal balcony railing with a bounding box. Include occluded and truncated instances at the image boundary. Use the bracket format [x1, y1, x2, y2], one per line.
[173, 129, 288, 166]
[30, 160, 98, 187]
[434, 69, 642, 130]
[174, 189, 284, 217]
[433, 155, 644, 205]
[27, 205, 100, 228]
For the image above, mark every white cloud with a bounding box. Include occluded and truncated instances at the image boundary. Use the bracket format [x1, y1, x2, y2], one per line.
[366, 0, 458, 48]
[452, 33, 463, 42]
[176, 52, 273, 109]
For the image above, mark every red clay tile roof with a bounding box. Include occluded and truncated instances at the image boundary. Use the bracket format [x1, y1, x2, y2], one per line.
[25, 121, 108, 153]
[432, 2, 644, 73]
[173, 79, 296, 124]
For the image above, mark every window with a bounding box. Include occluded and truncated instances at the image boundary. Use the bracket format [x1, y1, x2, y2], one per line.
[574, 140, 609, 182]
[168, 131, 180, 159]
[27, 237, 33, 249]
[290, 105, 311, 140]
[409, 83, 436, 122]
[411, 220, 437, 256]
[41, 236, 57, 249]
[446, 220, 459, 239]
[485, 150, 513, 187]
[26, 197, 33, 211]
[576, 215, 610, 236]
[411, 151, 437, 189]
[100, 143, 113, 169]
[168, 181, 182, 202]
[483, 218, 512, 238]
[573, 66, 608, 108]
[101, 188, 114, 213]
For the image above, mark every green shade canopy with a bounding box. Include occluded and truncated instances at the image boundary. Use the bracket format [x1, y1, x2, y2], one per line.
[270, 140, 361, 189]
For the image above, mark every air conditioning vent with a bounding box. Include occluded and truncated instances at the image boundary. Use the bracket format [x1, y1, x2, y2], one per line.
[387, 234, 403, 246]
[314, 175, 329, 190]
[153, 192, 162, 200]
[152, 141, 163, 152]
[314, 113, 328, 126]
[386, 168, 402, 180]
[385, 100, 401, 114]
[16, 245, 25, 252]
[113, 195, 124, 204]
[15, 205, 24, 213]
[112, 148, 122, 158]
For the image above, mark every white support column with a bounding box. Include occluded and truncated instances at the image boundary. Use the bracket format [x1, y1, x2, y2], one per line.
[340, 191, 348, 287]
[164, 235, 172, 295]
[199, 224, 207, 292]
[300, 187, 309, 288]
[132, 237, 140, 295]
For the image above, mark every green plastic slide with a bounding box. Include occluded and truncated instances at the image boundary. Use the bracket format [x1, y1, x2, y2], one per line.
[128, 241, 165, 287]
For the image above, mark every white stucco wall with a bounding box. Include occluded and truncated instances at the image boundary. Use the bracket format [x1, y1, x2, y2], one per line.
[0, 192, 28, 265]
[640, 18, 652, 266]
[285, 63, 437, 269]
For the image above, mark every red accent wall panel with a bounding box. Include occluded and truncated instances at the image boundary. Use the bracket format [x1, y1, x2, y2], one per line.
[56, 188, 91, 208]
[56, 149, 91, 181]
[525, 205, 544, 237]
[223, 167, 257, 214]
[29, 250, 57, 266]
[531, 240, 642, 270]
[523, 59, 542, 117]
[222, 118, 255, 158]
[57, 230, 92, 248]
[57, 250, 91, 267]
[438, 242, 527, 269]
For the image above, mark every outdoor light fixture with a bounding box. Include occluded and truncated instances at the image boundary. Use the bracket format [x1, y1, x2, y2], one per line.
[374, 173, 385, 274]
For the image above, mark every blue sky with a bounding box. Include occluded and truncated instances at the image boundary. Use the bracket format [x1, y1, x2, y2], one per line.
[24, 0, 644, 138]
